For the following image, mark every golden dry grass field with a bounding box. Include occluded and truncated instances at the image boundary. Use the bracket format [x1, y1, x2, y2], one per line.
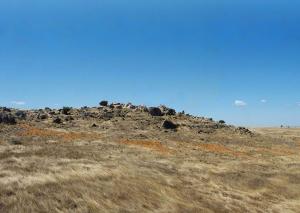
[0, 107, 300, 213]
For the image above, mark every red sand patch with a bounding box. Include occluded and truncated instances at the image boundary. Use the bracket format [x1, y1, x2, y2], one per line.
[17, 124, 101, 142]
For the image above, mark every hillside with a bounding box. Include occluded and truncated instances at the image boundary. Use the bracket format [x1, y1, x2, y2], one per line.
[0, 102, 299, 212]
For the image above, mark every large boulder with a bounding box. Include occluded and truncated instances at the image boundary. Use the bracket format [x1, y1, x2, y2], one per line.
[15, 110, 27, 119]
[0, 107, 11, 112]
[0, 113, 17, 125]
[162, 120, 178, 129]
[125, 103, 136, 109]
[99, 101, 108, 107]
[113, 104, 123, 109]
[148, 107, 163, 116]
[236, 127, 253, 136]
[165, 108, 176, 116]
[61, 107, 72, 115]
[159, 105, 176, 116]
[38, 113, 49, 120]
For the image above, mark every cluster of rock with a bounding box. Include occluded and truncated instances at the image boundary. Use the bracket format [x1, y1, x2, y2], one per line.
[0, 102, 177, 123]
[0, 101, 253, 136]
[235, 127, 254, 136]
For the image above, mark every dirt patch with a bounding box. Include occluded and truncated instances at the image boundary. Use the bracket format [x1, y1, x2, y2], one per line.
[16, 124, 101, 143]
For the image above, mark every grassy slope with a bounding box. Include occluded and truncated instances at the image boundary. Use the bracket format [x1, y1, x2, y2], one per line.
[0, 122, 300, 212]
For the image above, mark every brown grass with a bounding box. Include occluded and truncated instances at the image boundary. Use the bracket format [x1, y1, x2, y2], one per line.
[120, 140, 172, 154]
[0, 126, 300, 212]
[254, 147, 296, 156]
[197, 143, 246, 157]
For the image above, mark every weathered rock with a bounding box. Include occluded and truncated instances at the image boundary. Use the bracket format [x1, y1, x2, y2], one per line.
[91, 123, 98, 128]
[99, 101, 108, 107]
[53, 117, 63, 124]
[61, 107, 72, 115]
[158, 105, 176, 116]
[1, 107, 11, 112]
[236, 127, 253, 136]
[114, 105, 123, 109]
[165, 108, 176, 116]
[99, 111, 114, 120]
[162, 120, 178, 129]
[138, 105, 149, 112]
[38, 113, 48, 120]
[125, 103, 136, 109]
[65, 116, 74, 121]
[149, 107, 163, 116]
[0, 113, 17, 125]
[109, 103, 123, 109]
[15, 110, 27, 119]
[48, 111, 56, 115]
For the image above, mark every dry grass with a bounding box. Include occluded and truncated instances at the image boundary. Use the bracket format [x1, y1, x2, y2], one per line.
[254, 147, 296, 156]
[0, 125, 300, 212]
[120, 139, 172, 154]
[197, 143, 247, 157]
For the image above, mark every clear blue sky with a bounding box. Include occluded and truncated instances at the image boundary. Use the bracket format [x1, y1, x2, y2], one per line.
[1, 0, 299, 126]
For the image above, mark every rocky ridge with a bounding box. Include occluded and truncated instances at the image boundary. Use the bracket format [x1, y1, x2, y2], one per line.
[0, 101, 253, 136]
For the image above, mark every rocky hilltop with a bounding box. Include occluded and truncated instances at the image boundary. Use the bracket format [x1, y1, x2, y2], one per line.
[0, 101, 252, 136]
[0, 101, 299, 213]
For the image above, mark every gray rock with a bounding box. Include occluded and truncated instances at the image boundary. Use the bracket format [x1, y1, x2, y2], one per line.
[53, 117, 63, 124]
[236, 127, 253, 136]
[159, 105, 176, 116]
[38, 113, 48, 120]
[65, 116, 74, 121]
[162, 120, 178, 129]
[1, 107, 11, 112]
[15, 110, 27, 119]
[149, 107, 163, 116]
[125, 103, 136, 109]
[99, 101, 108, 107]
[61, 107, 72, 115]
[165, 108, 176, 116]
[0, 113, 17, 125]
[114, 105, 123, 109]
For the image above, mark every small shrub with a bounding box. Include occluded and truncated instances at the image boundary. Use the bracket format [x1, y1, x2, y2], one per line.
[99, 101, 108, 107]
[219, 120, 226, 124]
